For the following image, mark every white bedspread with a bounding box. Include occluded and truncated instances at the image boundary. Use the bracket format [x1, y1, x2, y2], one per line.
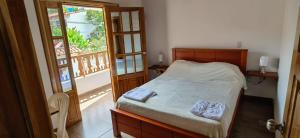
[116, 60, 247, 138]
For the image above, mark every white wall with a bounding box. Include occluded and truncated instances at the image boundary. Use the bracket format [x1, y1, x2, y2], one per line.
[24, 0, 54, 98]
[143, 0, 285, 98]
[75, 70, 111, 95]
[143, 0, 284, 71]
[116, 0, 143, 7]
[143, 0, 169, 65]
[276, 0, 300, 136]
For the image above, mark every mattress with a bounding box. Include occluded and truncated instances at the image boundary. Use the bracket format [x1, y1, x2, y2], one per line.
[116, 60, 247, 138]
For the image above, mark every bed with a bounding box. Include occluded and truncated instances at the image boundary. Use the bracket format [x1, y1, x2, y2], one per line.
[111, 48, 248, 138]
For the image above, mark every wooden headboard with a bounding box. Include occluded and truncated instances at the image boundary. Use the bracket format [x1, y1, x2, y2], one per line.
[172, 48, 248, 73]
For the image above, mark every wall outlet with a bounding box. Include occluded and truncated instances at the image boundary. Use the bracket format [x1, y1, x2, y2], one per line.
[237, 41, 242, 48]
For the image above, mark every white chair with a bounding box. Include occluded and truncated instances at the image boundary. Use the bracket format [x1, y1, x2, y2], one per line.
[48, 93, 70, 138]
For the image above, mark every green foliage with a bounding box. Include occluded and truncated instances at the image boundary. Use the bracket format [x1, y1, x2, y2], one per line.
[73, 7, 79, 12]
[47, 9, 57, 14]
[86, 10, 104, 24]
[67, 27, 89, 50]
[50, 9, 107, 53]
[51, 26, 62, 36]
[63, 7, 67, 13]
[88, 38, 107, 52]
[85, 9, 106, 52]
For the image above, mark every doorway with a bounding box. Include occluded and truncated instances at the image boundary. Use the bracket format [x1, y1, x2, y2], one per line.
[60, 5, 112, 111]
[37, 0, 148, 127]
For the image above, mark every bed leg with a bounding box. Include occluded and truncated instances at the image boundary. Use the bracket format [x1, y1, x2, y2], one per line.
[111, 110, 121, 138]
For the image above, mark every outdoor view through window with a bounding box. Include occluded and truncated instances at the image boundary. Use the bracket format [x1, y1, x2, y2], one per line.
[48, 5, 111, 109]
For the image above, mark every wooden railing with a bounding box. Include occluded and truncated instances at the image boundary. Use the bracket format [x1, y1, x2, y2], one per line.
[71, 51, 109, 78]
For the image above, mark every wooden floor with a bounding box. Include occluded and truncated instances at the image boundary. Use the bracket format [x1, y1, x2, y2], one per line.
[67, 93, 274, 138]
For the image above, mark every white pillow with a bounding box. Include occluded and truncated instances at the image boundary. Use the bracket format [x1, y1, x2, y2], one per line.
[162, 60, 247, 89]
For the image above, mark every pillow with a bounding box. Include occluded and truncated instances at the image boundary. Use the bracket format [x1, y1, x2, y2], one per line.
[162, 60, 247, 89]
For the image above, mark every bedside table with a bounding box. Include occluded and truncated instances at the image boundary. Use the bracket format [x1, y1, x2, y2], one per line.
[149, 65, 169, 75]
[247, 70, 278, 84]
[247, 70, 278, 80]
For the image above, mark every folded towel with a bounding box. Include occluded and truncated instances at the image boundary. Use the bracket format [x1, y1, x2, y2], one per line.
[190, 100, 210, 116]
[202, 102, 225, 121]
[123, 87, 157, 102]
[191, 100, 225, 121]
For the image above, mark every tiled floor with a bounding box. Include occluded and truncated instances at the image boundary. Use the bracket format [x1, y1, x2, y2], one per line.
[67, 93, 274, 138]
[231, 96, 275, 138]
[68, 92, 133, 138]
[78, 85, 112, 111]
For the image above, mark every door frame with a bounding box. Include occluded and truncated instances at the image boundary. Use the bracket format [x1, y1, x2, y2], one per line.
[33, 0, 119, 126]
[281, 7, 300, 138]
[0, 0, 53, 137]
[33, 0, 118, 96]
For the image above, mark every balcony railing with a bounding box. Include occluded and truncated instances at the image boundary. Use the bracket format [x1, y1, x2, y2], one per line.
[71, 51, 109, 78]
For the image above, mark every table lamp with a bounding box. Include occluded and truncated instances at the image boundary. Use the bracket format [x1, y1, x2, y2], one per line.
[259, 56, 269, 74]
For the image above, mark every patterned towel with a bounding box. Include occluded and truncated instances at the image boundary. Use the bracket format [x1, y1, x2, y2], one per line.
[191, 100, 225, 121]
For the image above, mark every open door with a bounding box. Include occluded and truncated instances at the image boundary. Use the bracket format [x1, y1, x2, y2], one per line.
[104, 7, 148, 101]
[266, 9, 300, 138]
[285, 53, 300, 137]
[40, 2, 81, 126]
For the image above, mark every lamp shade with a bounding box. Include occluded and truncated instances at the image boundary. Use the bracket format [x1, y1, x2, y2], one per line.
[259, 56, 269, 67]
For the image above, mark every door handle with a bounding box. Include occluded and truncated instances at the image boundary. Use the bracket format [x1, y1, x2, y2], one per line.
[266, 119, 285, 134]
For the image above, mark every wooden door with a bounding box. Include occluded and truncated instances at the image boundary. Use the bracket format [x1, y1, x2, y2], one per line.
[0, 0, 53, 137]
[104, 7, 148, 101]
[283, 51, 300, 138]
[280, 10, 300, 138]
[40, 1, 81, 126]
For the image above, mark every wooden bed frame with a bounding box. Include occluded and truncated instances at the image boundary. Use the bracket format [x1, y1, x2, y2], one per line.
[111, 48, 248, 138]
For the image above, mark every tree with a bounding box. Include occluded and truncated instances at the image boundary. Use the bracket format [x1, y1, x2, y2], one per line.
[66, 27, 89, 50]
[85, 9, 106, 52]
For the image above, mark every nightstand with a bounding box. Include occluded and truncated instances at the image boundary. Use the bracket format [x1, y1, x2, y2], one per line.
[247, 70, 278, 84]
[149, 65, 169, 75]
[247, 70, 278, 80]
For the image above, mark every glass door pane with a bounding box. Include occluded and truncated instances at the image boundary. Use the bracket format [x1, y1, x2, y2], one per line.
[124, 34, 132, 53]
[108, 8, 145, 76]
[116, 57, 125, 75]
[135, 54, 143, 72]
[121, 12, 130, 32]
[47, 8, 63, 36]
[133, 33, 141, 52]
[59, 67, 73, 92]
[131, 11, 140, 31]
[53, 39, 68, 65]
[126, 56, 134, 73]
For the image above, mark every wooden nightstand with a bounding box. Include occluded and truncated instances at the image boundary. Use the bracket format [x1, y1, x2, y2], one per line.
[247, 70, 278, 80]
[149, 65, 169, 75]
